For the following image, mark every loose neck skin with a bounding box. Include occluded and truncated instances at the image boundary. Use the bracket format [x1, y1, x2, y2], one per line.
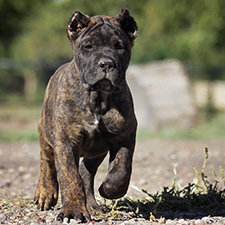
[70, 59, 122, 117]
[88, 90, 112, 116]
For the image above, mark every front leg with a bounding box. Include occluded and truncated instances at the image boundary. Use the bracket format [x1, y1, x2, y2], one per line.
[99, 133, 136, 199]
[54, 140, 91, 223]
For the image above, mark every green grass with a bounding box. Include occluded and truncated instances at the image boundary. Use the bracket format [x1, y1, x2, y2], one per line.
[0, 104, 41, 122]
[0, 129, 38, 142]
[137, 113, 225, 140]
[0, 103, 225, 142]
[0, 104, 41, 142]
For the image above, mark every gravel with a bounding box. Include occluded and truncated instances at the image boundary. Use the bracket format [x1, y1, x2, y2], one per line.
[1, 139, 225, 224]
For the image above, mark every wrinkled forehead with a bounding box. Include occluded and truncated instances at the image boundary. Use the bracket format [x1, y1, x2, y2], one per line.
[79, 16, 128, 41]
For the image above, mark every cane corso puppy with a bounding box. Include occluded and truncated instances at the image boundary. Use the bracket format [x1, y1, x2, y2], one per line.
[34, 8, 138, 222]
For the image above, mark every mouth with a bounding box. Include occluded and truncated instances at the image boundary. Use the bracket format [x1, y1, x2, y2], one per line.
[83, 79, 123, 93]
[93, 79, 113, 91]
[83, 79, 120, 92]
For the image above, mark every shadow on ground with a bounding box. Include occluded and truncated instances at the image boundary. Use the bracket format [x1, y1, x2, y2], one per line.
[105, 183, 225, 220]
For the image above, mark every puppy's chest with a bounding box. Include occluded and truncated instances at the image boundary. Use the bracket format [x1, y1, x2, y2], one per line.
[84, 108, 125, 136]
[84, 114, 100, 136]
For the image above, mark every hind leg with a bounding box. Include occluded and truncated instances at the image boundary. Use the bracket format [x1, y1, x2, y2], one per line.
[79, 154, 107, 214]
[34, 126, 58, 210]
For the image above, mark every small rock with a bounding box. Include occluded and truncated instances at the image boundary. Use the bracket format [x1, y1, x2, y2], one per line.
[46, 218, 53, 223]
[158, 217, 166, 224]
[139, 218, 146, 221]
[0, 215, 7, 224]
[178, 219, 185, 223]
[166, 219, 174, 224]
[194, 219, 204, 225]
[201, 216, 214, 223]
[69, 219, 80, 224]
[63, 217, 69, 224]
[0, 181, 11, 188]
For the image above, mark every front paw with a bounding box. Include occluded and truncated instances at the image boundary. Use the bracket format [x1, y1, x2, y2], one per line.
[57, 206, 91, 223]
[34, 180, 58, 211]
[99, 177, 128, 199]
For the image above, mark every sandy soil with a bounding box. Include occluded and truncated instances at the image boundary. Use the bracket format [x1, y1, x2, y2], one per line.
[0, 139, 225, 224]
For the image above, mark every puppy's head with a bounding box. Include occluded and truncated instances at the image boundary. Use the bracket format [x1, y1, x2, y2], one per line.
[66, 9, 138, 93]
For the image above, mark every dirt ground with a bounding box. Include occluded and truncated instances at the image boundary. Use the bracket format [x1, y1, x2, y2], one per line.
[1, 139, 225, 224]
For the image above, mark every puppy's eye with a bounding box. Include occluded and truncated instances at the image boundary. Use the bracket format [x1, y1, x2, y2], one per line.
[84, 44, 92, 49]
[115, 42, 125, 50]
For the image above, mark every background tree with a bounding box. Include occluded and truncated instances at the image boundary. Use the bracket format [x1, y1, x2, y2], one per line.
[0, 0, 51, 101]
[2, 0, 225, 103]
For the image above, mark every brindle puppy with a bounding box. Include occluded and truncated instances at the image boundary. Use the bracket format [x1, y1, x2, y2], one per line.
[34, 8, 138, 222]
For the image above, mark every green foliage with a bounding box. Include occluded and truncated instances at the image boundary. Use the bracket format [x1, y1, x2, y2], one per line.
[7, 0, 225, 74]
[2, 0, 225, 67]
[11, 0, 146, 62]
[0, 0, 51, 57]
[2, 0, 225, 103]
[133, 0, 225, 67]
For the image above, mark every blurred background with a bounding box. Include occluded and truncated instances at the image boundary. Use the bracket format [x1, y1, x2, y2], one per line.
[1, 0, 225, 142]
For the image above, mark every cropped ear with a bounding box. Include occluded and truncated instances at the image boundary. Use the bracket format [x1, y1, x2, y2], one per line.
[116, 8, 138, 41]
[66, 11, 90, 41]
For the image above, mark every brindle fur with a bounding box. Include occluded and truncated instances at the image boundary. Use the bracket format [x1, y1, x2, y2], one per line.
[34, 8, 138, 222]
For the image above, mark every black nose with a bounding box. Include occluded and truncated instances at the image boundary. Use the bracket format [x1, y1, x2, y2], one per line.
[98, 59, 115, 72]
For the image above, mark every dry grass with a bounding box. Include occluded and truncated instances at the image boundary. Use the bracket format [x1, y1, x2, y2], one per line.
[95, 148, 225, 221]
